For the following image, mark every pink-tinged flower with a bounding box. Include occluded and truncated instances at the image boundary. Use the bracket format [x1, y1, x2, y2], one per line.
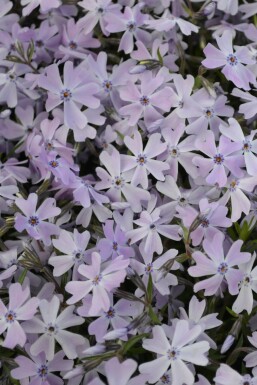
[14, 193, 61, 246]
[181, 88, 234, 136]
[21, 0, 61, 16]
[65, 252, 129, 315]
[72, 177, 109, 208]
[0, 64, 39, 108]
[219, 175, 257, 222]
[76, 199, 112, 229]
[232, 88, 257, 119]
[202, 30, 255, 90]
[49, 229, 90, 277]
[78, 0, 121, 36]
[95, 147, 150, 213]
[139, 321, 210, 385]
[176, 198, 232, 246]
[40, 150, 78, 185]
[32, 20, 59, 64]
[122, 131, 169, 189]
[188, 232, 251, 296]
[105, 4, 150, 54]
[232, 253, 257, 315]
[214, 364, 256, 385]
[145, 10, 199, 36]
[38, 61, 100, 131]
[220, 118, 257, 176]
[126, 207, 181, 255]
[11, 348, 73, 385]
[193, 131, 244, 187]
[119, 69, 174, 126]
[23, 295, 85, 360]
[98, 220, 135, 261]
[79, 295, 142, 342]
[131, 39, 179, 73]
[0, 283, 39, 349]
[0, 158, 31, 183]
[130, 246, 179, 295]
[179, 296, 222, 349]
[161, 124, 199, 180]
[168, 74, 195, 119]
[214, 0, 238, 15]
[88, 357, 146, 385]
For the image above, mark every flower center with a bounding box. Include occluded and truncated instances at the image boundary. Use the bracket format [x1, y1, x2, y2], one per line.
[127, 20, 136, 31]
[37, 364, 48, 379]
[35, 40, 44, 48]
[92, 274, 102, 286]
[112, 176, 124, 189]
[170, 146, 180, 158]
[242, 140, 252, 153]
[48, 159, 59, 168]
[213, 153, 224, 165]
[149, 224, 156, 230]
[112, 242, 118, 251]
[60, 89, 72, 101]
[145, 263, 153, 274]
[46, 323, 57, 334]
[227, 54, 238, 66]
[105, 306, 115, 319]
[7, 72, 16, 82]
[28, 216, 39, 227]
[140, 95, 150, 106]
[136, 154, 147, 165]
[200, 216, 209, 228]
[167, 347, 180, 361]
[229, 180, 239, 192]
[160, 373, 171, 384]
[178, 196, 188, 207]
[217, 262, 228, 275]
[205, 107, 214, 118]
[103, 80, 113, 93]
[5, 310, 16, 323]
[69, 41, 77, 50]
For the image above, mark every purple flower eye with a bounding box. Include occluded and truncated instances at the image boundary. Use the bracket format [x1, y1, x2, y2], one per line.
[28, 215, 39, 227]
[60, 89, 72, 101]
[105, 307, 115, 319]
[136, 154, 147, 165]
[226, 54, 238, 66]
[213, 153, 224, 165]
[37, 365, 48, 379]
[5, 310, 16, 323]
[217, 262, 228, 275]
[167, 347, 180, 360]
[140, 95, 150, 106]
[48, 159, 59, 168]
[103, 80, 113, 92]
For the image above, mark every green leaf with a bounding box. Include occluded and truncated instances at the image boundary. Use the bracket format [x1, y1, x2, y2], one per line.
[157, 47, 163, 66]
[148, 305, 161, 325]
[121, 333, 149, 354]
[226, 306, 239, 318]
[18, 268, 27, 284]
[27, 41, 35, 62]
[146, 273, 153, 304]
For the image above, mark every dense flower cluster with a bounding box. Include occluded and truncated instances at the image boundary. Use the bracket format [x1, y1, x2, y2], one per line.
[1, 0, 257, 384]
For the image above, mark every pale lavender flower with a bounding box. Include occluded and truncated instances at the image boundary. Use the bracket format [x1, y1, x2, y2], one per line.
[23, 295, 85, 360]
[65, 252, 129, 315]
[38, 61, 100, 131]
[14, 193, 61, 246]
[139, 320, 210, 385]
[0, 282, 39, 349]
[202, 30, 255, 90]
[214, 364, 256, 385]
[21, 0, 61, 16]
[188, 232, 251, 296]
[232, 88, 257, 119]
[49, 229, 90, 277]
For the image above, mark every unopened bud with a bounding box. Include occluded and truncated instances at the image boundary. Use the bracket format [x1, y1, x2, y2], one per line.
[220, 335, 235, 354]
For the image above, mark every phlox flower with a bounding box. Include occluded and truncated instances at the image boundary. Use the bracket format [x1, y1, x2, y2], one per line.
[232, 253, 257, 315]
[105, 4, 150, 54]
[79, 294, 143, 342]
[244, 332, 257, 375]
[23, 295, 85, 360]
[202, 30, 255, 90]
[179, 296, 222, 349]
[11, 347, 73, 385]
[239, 1, 257, 19]
[188, 232, 251, 296]
[122, 131, 169, 189]
[139, 320, 210, 385]
[213, 0, 238, 15]
[126, 207, 181, 255]
[219, 175, 257, 222]
[21, 0, 61, 16]
[98, 220, 135, 261]
[95, 146, 150, 212]
[214, 364, 257, 385]
[38, 61, 100, 131]
[219, 118, 257, 176]
[145, 9, 199, 36]
[40, 150, 78, 185]
[130, 245, 179, 296]
[88, 357, 146, 385]
[49, 229, 91, 277]
[232, 88, 257, 119]
[193, 130, 244, 187]
[0, 158, 31, 183]
[0, 282, 39, 349]
[14, 193, 61, 246]
[119, 69, 174, 126]
[65, 252, 129, 315]
[72, 177, 109, 208]
[176, 198, 232, 246]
